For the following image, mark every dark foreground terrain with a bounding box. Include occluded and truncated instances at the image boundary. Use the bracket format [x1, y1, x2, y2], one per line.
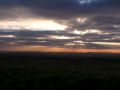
[0, 52, 120, 90]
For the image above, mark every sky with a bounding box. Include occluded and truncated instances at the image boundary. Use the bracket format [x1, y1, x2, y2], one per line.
[0, 0, 120, 53]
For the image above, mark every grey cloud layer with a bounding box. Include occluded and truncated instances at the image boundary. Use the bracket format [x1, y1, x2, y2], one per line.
[0, 0, 120, 49]
[0, 30, 120, 49]
[0, 0, 120, 19]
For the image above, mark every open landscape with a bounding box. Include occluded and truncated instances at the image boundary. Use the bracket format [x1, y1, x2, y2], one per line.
[0, 52, 120, 90]
[0, 0, 120, 89]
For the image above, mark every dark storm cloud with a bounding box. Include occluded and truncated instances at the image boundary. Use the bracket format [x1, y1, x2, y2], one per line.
[0, 0, 21, 7]
[19, 0, 120, 20]
[92, 16, 120, 25]
[0, 0, 120, 20]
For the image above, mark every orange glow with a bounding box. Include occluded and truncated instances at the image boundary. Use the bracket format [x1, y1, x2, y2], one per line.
[1, 46, 120, 53]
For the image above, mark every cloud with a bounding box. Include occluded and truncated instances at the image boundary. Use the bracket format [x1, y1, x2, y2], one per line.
[0, 0, 120, 20]
[0, 29, 120, 49]
[0, 0, 120, 51]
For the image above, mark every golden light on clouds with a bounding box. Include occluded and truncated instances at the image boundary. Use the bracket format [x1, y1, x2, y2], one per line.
[0, 35, 15, 38]
[92, 42, 120, 46]
[0, 19, 67, 31]
[73, 29, 102, 35]
[73, 41, 83, 43]
[77, 18, 87, 23]
[73, 29, 81, 34]
[81, 29, 102, 34]
[50, 36, 74, 39]
[0, 0, 119, 53]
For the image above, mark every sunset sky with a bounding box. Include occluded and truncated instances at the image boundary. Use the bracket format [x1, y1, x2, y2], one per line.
[0, 0, 120, 53]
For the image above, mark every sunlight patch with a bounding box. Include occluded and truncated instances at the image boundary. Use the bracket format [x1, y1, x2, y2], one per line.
[77, 18, 87, 23]
[0, 19, 67, 31]
[0, 35, 15, 38]
[50, 36, 74, 40]
[72, 29, 102, 35]
[92, 42, 120, 46]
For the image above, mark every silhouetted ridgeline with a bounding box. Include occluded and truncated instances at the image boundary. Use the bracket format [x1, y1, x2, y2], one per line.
[0, 51, 120, 61]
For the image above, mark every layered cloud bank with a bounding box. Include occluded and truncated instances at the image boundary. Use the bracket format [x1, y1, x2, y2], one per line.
[0, 0, 120, 52]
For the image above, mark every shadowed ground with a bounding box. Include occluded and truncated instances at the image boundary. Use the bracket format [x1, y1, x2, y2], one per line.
[0, 52, 120, 90]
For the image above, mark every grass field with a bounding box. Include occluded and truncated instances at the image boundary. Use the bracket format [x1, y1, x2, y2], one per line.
[0, 52, 120, 90]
